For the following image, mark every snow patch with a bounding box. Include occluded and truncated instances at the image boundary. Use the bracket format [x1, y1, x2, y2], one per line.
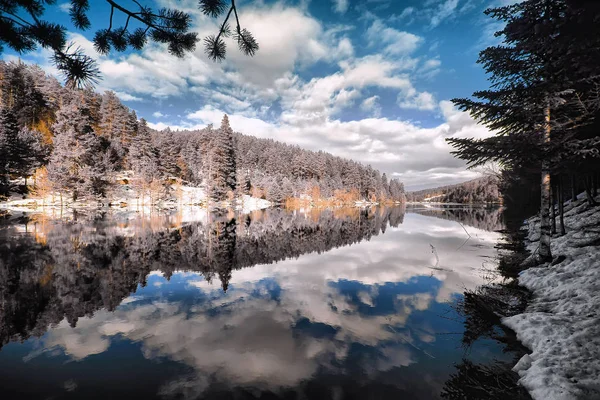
[503, 196, 600, 400]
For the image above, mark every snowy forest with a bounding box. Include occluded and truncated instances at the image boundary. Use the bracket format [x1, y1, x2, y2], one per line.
[406, 176, 501, 204]
[0, 61, 405, 207]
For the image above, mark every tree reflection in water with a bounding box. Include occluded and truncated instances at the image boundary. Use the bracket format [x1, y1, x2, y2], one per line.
[0, 207, 405, 350]
[0, 206, 531, 399]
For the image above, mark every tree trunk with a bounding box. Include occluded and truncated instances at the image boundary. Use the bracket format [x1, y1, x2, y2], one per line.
[571, 174, 577, 202]
[539, 104, 553, 262]
[558, 176, 566, 235]
[550, 179, 557, 235]
[583, 175, 597, 206]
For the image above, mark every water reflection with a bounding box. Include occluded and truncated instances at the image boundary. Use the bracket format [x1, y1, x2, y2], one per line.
[0, 206, 509, 399]
[407, 204, 504, 232]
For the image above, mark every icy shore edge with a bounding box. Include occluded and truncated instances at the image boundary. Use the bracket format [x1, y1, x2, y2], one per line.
[502, 196, 600, 400]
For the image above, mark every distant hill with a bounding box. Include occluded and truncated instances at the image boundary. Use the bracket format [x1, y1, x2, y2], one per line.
[406, 176, 501, 204]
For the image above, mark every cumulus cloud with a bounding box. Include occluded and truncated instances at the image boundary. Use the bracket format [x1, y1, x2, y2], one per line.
[398, 90, 437, 111]
[115, 92, 143, 102]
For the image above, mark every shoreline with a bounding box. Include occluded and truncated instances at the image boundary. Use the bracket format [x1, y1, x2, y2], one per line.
[0, 186, 406, 214]
[501, 195, 600, 400]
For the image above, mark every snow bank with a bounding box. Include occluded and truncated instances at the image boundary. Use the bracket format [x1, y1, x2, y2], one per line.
[503, 197, 600, 400]
[0, 181, 274, 214]
[236, 195, 271, 213]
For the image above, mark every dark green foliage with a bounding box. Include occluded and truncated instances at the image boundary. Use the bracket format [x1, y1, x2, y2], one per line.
[448, 0, 600, 176]
[0, 107, 46, 193]
[0, 1, 258, 87]
[446, 0, 600, 260]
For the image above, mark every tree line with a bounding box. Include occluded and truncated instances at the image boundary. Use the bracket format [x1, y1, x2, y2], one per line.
[406, 176, 501, 204]
[0, 61, 405, 206]
[449, 0, 600, 261]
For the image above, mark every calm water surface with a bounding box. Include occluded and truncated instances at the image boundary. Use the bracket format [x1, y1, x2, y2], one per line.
[0, 206, 509, 399]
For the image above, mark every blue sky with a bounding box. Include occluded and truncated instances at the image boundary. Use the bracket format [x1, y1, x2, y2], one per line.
[3, 0, 512, 190]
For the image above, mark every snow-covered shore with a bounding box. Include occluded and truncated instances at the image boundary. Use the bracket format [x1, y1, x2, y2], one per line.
[503, 196, 600, 400]
[0, 187, 272, 216]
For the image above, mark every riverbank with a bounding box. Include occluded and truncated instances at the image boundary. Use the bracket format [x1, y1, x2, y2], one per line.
[502, 195, 600, 400]
[0, 181, 394, 215]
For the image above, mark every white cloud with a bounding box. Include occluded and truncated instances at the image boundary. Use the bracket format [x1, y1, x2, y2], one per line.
[423, 59, 441, 70]
[332, 0, 349, 14]
[429, 0, 460, 28]
[366, 20, 422, 55]
[58, 2, 71, 13]
[360, 95, 382, 117]
[115, 91, 144, 102]
[152, 111, 166, 118]
[395, 6, 416, 22]
[398, 90, 437, 111]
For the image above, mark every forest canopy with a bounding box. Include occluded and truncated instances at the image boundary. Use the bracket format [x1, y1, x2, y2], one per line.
[0, 60, 405, 206]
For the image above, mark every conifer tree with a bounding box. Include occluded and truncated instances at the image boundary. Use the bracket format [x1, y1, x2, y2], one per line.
[208, 114, 236, 202]
[267, 177, 285, 204]
[129, 119, 160, 188]
[381, 173, 391, 200]
[47, 98, 107, 201]
[447, 0, 586, 262]
[0, 108, 23, 179]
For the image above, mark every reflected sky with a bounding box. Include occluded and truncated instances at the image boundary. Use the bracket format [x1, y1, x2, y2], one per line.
[0, 206, 508, 399]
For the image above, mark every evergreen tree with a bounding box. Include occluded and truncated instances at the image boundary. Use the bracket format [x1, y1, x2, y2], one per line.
[389, 179, 405, 202]
[208, 115, 237, 202]
[447, 0, 590, 261]
[46, 98, 107, 201]
[282, 177, 294, 200]
[98, 92, 138, 156]
[241, 169, 252, 195]
[381, 173, 391, 200]
[155, 130, 182, 179]
[129, 119, 160, 185]
[0, 108, 23, 179]
[17, 127, 47, 184]
[267, 177, 285, 204]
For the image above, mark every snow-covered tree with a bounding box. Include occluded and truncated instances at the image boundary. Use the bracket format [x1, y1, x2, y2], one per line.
[129, 119, 161, 201]
[208, 115, 237, 201]
[47, 98, 108, 201]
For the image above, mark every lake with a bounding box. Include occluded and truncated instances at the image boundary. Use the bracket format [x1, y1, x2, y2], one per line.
[0, 205, 514, 399]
